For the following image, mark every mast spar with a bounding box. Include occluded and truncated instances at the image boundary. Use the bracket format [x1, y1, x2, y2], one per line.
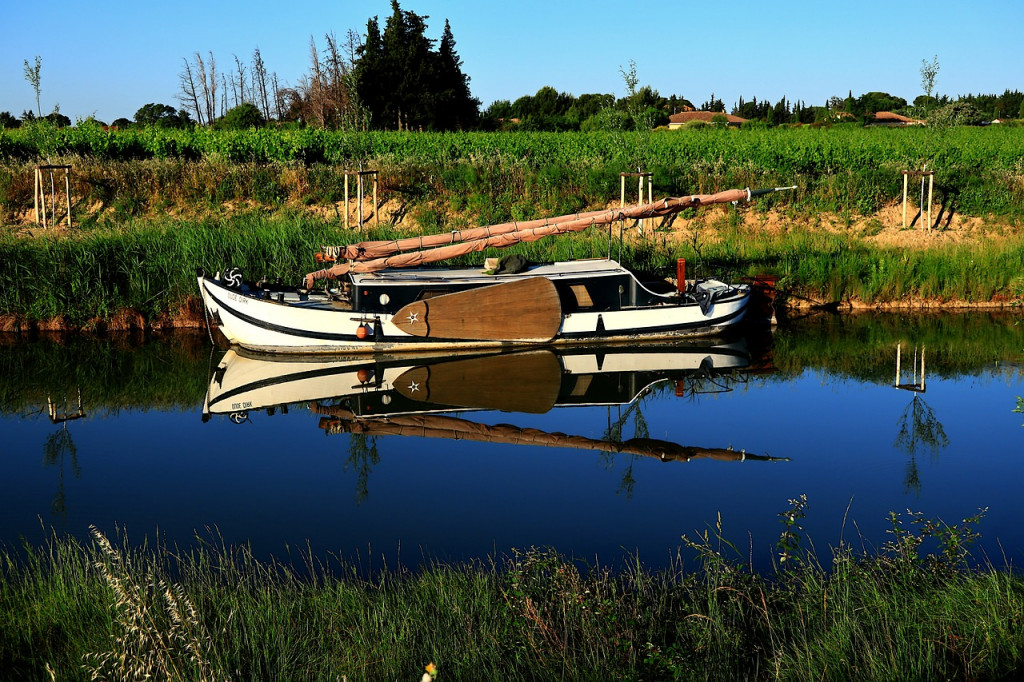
[304, 186, 796, 289]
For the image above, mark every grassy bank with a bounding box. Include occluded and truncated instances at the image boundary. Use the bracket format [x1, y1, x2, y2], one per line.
[3, 125, 1024, 326]
[2, 507, 1022, 680]
[1, 211, 1023, 328]
[3, 125, 1024, 225]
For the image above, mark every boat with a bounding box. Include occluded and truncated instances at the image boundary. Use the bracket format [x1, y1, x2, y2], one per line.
[197, 186, 794, 354]
[202, 340, 787, 466]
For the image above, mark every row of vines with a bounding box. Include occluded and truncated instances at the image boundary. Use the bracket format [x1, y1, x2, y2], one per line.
[2, 123, 1023, 220]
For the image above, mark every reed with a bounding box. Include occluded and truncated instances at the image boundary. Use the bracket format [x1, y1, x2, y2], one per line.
[2, 210, 1023, 327]
[2, 507, 1023, 680]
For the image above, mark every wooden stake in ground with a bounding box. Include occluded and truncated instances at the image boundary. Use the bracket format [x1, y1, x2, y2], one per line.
[620, 170, 653, 236]
[901, 169, 934, 229]
[343, 169, 379, 231]
[33, 164, 72, 228]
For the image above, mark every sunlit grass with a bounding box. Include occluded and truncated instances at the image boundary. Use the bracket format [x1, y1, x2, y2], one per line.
[2, 210, 1023, 326]
[2, 507, 1023, 680]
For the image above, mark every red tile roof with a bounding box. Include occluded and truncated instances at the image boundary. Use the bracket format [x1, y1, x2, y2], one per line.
[871, 111, 924, 124]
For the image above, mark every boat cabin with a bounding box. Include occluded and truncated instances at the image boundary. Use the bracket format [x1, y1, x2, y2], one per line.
[348, 260, 677, 316]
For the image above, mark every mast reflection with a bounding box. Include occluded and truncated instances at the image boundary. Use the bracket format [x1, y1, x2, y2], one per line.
[204, 339, 789, 499]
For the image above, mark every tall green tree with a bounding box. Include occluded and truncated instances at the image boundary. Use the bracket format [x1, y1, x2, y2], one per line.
[23, 56, 42, 117]
[134, 103, 187, 128]
[353, 1, 477, 131]
[381, 0, 434, 130]
[920, 55, 940, 101]
[431, 19, 479, 129]
[355, 16, 385, 128]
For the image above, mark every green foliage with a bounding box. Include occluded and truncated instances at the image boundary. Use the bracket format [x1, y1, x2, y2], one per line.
[354, 1, 478, 131]
[928, 101, 985, 127]
[23, 55, 42, 117]
[4, 507, 1023, 681]
[215, 102, 265, 130]
[1, 124, 1020, 217]
[134, 102, 188, 128]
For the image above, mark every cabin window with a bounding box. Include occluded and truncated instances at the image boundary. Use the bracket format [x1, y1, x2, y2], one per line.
[569, 284, 594, 309]
[569, 375, 593, 397]
[418, 289, 452, 301]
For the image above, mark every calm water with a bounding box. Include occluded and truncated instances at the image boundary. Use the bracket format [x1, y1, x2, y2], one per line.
[2, 312, 1022, 572]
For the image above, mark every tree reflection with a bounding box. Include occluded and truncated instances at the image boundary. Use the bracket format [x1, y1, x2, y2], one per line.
[894, 395, 949, 495]
[346, 433, 380, 505]
[43, 426, 80, 517]
[603, 394, 652, 500]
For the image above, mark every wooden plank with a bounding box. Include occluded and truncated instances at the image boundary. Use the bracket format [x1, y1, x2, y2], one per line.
[392, 277, 562, 341]
[394, 351, 561, 413]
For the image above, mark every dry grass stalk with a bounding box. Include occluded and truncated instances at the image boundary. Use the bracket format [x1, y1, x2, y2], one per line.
[83, 526, 223, 681]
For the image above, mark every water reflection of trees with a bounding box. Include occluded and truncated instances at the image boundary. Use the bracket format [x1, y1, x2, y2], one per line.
[346, 433, 380, 505]
[43, 427, 80, 517]
[894, 395, 949, 495]
[601, 375, 660, 499]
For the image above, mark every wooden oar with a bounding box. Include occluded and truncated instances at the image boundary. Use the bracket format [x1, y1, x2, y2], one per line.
[391, 277, 561, 342]
[393, 350, 562, 413]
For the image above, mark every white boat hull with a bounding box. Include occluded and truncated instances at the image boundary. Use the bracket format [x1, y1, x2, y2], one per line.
[197, 266, 750, 354]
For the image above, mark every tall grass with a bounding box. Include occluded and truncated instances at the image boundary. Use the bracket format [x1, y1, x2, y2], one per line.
[2, 211, 1023, 326]
[2, 507, 1023, 680]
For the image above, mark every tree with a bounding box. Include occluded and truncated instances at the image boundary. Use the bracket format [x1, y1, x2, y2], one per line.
[771, 97, 790, 125]
[23, 56, 42, 117]
[251, 47, 271, 120]
[995, 89, 1024, 119]
[216, 102, 265, 129]
[352, 1, 477, 131]
[920, 55, 940, 101]
[699, 92, 724, 113]
[111, 117, 133, 129]
[927, 101, 983, 128]
[42, 106, 70, 127]
[178, 57, 204, 125]
[287, 31, 366, 129]
[0, 111, 20, 129]
[177, 52, 218, 125]
[620, 60, 659, 130]
[431, 19, 479, 129]
[857, 91, 907, 116]
[230, 54, 248, 109]
[134, 103, 186, 128]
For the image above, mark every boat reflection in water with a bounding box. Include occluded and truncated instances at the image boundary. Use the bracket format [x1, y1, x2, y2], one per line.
[203, 337, 789, 466]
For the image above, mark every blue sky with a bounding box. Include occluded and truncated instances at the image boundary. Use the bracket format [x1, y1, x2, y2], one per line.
[2, 0, 1021, 123]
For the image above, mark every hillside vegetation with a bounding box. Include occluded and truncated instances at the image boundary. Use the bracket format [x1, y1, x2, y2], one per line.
[2, 124, 1023, 327]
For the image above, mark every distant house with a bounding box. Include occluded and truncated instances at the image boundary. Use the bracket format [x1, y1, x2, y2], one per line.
[867, 111, 924, 126]
[668, 111, 748, 128]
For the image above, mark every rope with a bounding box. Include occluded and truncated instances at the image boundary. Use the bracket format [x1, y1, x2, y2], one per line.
[201, 290, 215, 345]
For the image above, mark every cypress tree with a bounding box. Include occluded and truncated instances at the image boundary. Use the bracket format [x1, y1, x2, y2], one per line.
[354, 17, 384, 128]
[433, 19, 479, 130]
[353, 1, 477, 131]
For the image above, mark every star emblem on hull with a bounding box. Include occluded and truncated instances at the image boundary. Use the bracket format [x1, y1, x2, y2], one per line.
[407, 381, 420, 393]
[406, 311, 419, 325]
